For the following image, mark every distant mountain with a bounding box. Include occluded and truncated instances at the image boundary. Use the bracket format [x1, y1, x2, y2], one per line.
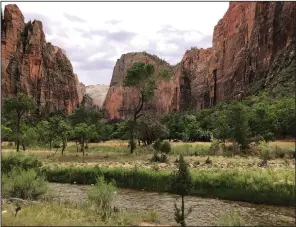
[85, 84, 109, 108]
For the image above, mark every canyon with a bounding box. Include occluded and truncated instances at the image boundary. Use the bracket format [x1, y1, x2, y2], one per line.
[2, 2, 295, 118]
[103, 1, 296, 119]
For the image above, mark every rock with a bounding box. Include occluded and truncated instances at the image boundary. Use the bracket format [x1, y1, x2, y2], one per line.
[1, 4, 83, 114]
[103, 2, 296, 118]
[85, 84, 109, 108]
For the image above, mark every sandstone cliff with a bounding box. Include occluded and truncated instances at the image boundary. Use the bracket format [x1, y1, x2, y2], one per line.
[103, 52, 178, 119]
[85, 84, 109, 108]
[103, 2, 296, 119]
[1, 4, 83, 114]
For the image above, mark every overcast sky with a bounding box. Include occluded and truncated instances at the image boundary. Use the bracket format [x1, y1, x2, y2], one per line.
[2, 2, 229, 86]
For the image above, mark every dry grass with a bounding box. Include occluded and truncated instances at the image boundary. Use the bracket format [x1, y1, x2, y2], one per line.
[2, 140, 295, 172]
[1, 200, 160, 226]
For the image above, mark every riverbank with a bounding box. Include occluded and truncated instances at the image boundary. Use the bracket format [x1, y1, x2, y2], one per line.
[43, 165, 295, 206]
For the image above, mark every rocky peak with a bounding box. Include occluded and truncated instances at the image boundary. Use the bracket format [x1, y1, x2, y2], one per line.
[1, 4, 84, 114]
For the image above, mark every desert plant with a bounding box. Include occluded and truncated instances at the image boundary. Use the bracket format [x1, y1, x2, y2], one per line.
[153, 138, 162, 151]
[87, 176, 117, 219]
[258, 140, 272, 162]
[159, 141, 172, 154]
[1, 153, 42, 174]
[2, 168, 48, 199]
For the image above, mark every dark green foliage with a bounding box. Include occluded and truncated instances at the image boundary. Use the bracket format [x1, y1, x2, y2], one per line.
[123, 62, 172, 153]
[153, 138, 163, 151]
[171, 155, 192, 196]
[2, 92, 36, 152]
[171, 155, 193, 227]
[2, 168, 47, 200]
[1, 153, 42, 174]
[159, 141, 172, 154]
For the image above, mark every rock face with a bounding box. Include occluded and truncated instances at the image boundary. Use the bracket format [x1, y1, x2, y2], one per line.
[103, 52, 176, 119]
[85, 84, 109, 108]
[212, 2, 296, 102]
[103, 2, 296, 119]
[1, 4, 83, 114]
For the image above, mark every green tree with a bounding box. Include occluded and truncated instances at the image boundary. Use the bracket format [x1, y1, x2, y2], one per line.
[227, 102, 250, 150]
[20, 123, 38, 151]
[211, 109, 231, 148]
[74, 123, 98, 155]
[123, 62, 171, 153]
[171, 155, 193, 227]
[1, 125, 12, 141]
[2, 93, 36, 152]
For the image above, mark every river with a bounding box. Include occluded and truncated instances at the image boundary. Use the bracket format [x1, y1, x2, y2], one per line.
[46, 183, 295, 226]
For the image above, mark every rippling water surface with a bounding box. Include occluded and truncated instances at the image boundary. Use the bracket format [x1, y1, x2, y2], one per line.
[47, 183, 295, 226]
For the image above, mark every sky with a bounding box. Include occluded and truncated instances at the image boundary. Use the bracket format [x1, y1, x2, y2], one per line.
[2, 2, 229, 86]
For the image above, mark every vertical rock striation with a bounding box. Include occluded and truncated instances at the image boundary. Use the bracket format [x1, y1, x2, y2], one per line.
[1, 4, 83, 114]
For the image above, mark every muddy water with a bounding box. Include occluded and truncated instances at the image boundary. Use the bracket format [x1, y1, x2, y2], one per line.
[47, 183, 295, 226]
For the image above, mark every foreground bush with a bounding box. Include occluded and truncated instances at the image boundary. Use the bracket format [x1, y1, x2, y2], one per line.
[1, 153, 42, 174]
[2, 168, 48, 200]
[87, 177, 116, 218]
[44, 165, 295, 206]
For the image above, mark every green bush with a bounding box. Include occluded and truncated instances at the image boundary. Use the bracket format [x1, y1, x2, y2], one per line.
[152, 138, 162, 151]
[1, 153, 42, 174]
[258, 140, 272, 161]
[87, 177, 116, 218]
[2, 168, 48, 199]
[159, 141, 171, 154]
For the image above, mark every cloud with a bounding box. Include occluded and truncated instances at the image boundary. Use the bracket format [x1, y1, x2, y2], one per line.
[105, 19, 121, 25]
[77, 59, 115, 71]
[107, 30, 137, 42]
[3, 2, 229, 85]
[63, 13, 85, 23]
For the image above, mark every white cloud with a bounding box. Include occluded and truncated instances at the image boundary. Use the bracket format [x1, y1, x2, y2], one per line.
[2, 2, 229, 85]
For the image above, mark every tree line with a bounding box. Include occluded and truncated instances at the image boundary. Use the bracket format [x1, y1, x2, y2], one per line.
[2, 62, 295, 155]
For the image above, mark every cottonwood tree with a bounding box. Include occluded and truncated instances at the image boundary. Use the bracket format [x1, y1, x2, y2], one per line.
[2, 93, 36, 152]
[73, 123, 98, 156]
[171, 154, 193, 227]
[123, 62, 171, 154]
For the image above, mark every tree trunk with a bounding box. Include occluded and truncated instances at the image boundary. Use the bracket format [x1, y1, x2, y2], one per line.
[16, 116, 20, 152]
[22, 143, 26, 151]
[181, 195, 185, 227]
[130, 120, 135, 154]
[49, 140, 52, 151]
[81, 138, 85, 156]
[76, 141, 79, 152]
[61, 139, 66, 156]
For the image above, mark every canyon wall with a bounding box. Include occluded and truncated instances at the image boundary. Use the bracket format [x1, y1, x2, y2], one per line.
[103, 1, 296, 119]
[1, 4, 84, 114]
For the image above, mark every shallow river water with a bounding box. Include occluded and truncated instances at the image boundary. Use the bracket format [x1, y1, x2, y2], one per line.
[47, 183, 295, 226]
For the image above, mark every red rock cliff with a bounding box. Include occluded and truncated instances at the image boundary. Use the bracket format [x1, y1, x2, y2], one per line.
[1, 4, 83, 114]
[212, 2, 296, 102]
[104, 2, 296, 119]
[103, 52, 178, 119]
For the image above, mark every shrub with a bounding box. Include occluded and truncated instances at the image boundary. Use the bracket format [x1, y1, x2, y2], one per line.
[159, 141, 171, 154]
[2, 153, 42, 174]
[210, 139, 220, 154]
[258, 140, 272, 161]
[2, 168, 48, 199]
[87, 176, 116, 218]
[153, 138, 162, 151]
